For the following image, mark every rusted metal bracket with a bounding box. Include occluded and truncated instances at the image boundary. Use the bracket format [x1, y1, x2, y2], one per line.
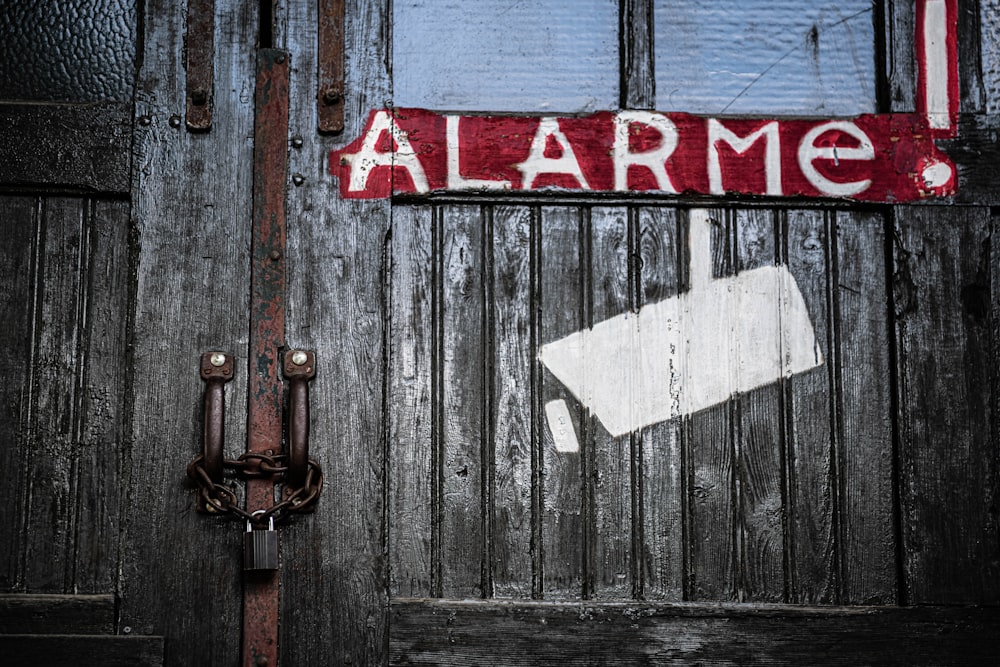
[198, 351, 233, 510]
[283, 350, 316, 490]
[317, 0, 346, 133]
[185, 0, 215, 130]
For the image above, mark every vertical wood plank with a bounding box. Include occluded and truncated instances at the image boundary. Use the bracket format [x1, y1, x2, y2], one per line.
[23, 197, 88, 592]
[440, 205, 486, 598]
[785, 209, 837, 604]
[121, 1, 255, 663]
[388, 205, 433, 598]
[0, 196, 39, 592]
[621, 0, 654, 109]
[73, 199, 132, 593]
[835, 210, 896, 605]
[539, 206, 585, 599]
[489, 205, 536, 599]
[280, 0, 391, 662]
[894, 205, 1000, 604]
[687, 209, 738, 601]
[590, 207, 633, 599]
[959, 0, 986, 113]
[635, 207, 685, 601]
[733, 209, 785, 603]
[884, 0, 917, 112]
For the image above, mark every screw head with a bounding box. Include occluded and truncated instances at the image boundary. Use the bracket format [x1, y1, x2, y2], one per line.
[322, 88, 342, 105]
[291, 136, 304, 149]
[169, 115, 181, 128]
[210, 352, 227, 367]
[292, 173, 305, 186]
[291, 350, 308, 366]
[191, 88, 208, 106]
[137, 115, 152, 126]
[275, 54, 286, 64]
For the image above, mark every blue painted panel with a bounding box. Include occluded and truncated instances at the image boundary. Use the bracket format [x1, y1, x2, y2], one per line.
[392, 0, 619, 112]
[654, 1, 876, 115]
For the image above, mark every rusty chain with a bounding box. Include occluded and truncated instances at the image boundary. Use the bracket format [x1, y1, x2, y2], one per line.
[187, 452, 323, 524]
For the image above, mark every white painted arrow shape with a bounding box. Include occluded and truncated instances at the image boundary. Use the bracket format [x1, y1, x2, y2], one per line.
[539, 210, 824, 437]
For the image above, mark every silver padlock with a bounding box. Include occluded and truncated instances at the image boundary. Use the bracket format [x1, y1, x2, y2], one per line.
[244, 513, 278, 571]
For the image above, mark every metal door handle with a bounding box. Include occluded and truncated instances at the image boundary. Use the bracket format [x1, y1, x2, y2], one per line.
[283, 350, 316, 488]
[199, 351, 234, 483]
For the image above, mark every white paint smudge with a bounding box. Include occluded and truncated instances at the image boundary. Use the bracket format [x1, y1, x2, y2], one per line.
[545, 399, 580, 453]
[538, 210, 823, 437]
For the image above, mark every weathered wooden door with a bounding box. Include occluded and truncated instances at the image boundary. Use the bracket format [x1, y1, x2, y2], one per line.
[1, 1, 998, 666]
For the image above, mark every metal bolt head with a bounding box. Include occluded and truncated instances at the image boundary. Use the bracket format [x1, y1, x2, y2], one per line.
[291, 136, 304, 149]
[291, 350, 308, 366]
[169, 115, 181, 128]
[210, 352, 227, 367]
[137, 115, 152, 126]
[322, 88, 342, 105]
[292, 173, 305, 186]
[191, 88, 208, 106]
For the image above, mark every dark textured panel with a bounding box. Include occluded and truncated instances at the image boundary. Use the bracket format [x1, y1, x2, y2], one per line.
[0, 0, 136, 102]
[391, 600, 1000, 666]
[894, 204, 1000, 604]
[0, 594, 113, 634]
[0, 103, 131, 193]
[2, 635, 163, 667]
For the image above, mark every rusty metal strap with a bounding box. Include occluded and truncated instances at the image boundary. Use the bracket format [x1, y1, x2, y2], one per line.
[317, 0, 346, 133]
[244, 47, 290, 667]
[185, 0, 215, 130]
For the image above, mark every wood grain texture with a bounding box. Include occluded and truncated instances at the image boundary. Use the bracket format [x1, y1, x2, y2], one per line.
[0, 196, 39, 592]
[893, 204, 1000, 604]
[388, 205, 433, 598]
[784, 209, 837, 604]
[439, 205, 486, 598]
[980, 0, 1000, 113]
[390, 599, 1000, 666]
[635, 207, 684, 601]
[687, 209, 739, 601]
[733, 209, 785, 603]
[884, 0, 916, 112]
[589, 207, 634, 599]
[833, 210, 896, 605]
[621, 0, 654, 109]
[279, 0, 391, 663]
[120, 0, 256, 664]
[539, 206, 586, 599]
[490, 205, 538, 598]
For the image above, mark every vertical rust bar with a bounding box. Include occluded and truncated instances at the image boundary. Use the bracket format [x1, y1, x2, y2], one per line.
[185, 0, 215, 130]
[317, 0, 346, 133]
[244, 48, 289, 667]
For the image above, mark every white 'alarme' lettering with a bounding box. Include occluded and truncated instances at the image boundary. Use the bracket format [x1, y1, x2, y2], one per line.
[613, 111, 679, 192]
[517, 118, 590, 189]
[708, 119, 781, 195]
[797, 121, 875, 197]
[341, 110, 429, 193]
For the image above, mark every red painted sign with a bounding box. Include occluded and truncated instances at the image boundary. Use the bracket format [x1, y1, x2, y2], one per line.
[330, 110, 955, 201]
[329, 0, 958, 203]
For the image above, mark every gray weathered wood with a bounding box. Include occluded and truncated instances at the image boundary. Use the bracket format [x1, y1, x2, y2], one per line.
[635, 207, 684, 601]
[893, 204, 1000, 604]
[439, 205, 487, 598]
[785, 209, 838, 604]
[589, 207, 634, 599]
[621, 0, 655, 109]
[834, 210, 896, 605]
[980, 0, 1000, 113]
[2, 634, 163, 667]
[120, 0, 255, 664]
[279, 0, 391, 662]
[388, 205, 434, 598]
[490, 205, 537, 598]
[390, 599, 1000, 666]
[538, 206, 586, 599]
[0, 594, 113, 634]
[0, 103, 132, 194]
